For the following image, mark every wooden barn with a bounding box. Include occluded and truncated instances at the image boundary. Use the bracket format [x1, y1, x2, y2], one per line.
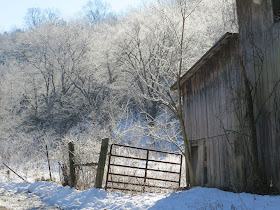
[175, 0, 280, 191]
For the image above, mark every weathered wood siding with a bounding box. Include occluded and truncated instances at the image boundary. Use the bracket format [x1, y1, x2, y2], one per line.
[254, 24, 280, 190]
[237, 0, 280, 190]
[182, 1, 280, 191]
[183, 38, 253, 190]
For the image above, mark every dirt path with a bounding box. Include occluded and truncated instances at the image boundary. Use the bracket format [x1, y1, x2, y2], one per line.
[0, 192, 58, 210]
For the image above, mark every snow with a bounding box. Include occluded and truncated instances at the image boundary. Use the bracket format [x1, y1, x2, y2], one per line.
[0, 182, 56, 209]
[151, 187, 280, 210]
[0, 181, 165, 209]
[25, 181, 162, 209]
[1, 180, 280, 209]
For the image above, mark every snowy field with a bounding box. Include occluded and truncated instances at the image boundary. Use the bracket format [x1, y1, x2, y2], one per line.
[1, 180, 280, 209]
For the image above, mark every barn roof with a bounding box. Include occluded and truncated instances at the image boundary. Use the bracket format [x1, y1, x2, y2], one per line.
[171, 32, 238, 90]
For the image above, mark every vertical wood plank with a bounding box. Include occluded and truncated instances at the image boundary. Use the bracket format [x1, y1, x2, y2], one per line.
[68, 142, 76, 188]
[95, 138, 109, 188]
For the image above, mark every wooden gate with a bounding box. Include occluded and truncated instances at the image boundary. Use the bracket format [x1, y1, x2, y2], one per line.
[105, 144, 183, 193]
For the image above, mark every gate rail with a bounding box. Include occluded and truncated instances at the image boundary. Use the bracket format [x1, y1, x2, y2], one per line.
[105, 144, 183, 193]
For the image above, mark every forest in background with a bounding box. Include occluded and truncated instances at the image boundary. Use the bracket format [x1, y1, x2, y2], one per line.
[0, 0, 236, 179]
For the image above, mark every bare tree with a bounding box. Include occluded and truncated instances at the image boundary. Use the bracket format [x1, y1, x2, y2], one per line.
[25, 8, 44, 28]
[25, 8, 61, 28]
[82, 0, 110, 25]
[114, 0, 235, 186]
[128, 0, 199, 186]
[15, 21, 95, 133]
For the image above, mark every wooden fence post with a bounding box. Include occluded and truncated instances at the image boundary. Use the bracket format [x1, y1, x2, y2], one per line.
[143, 149, 149, 192]
[68, 142, 76, 188]
[95, 138, 109, 188]
[46, 145, 52, 181]
[2, 163, 29, 183]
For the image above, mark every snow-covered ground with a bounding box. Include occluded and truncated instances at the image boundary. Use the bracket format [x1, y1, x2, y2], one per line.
[1, 180, 280, 209]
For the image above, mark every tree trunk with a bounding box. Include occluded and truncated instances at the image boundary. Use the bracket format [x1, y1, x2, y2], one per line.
[179, 117, 195, 186]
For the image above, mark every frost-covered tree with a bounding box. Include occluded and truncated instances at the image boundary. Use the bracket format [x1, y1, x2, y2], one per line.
[0, 0, 238, 184]
[114, 0, 237, 186]
[14, 21, 95, 133]
[25, 8, 62, 28]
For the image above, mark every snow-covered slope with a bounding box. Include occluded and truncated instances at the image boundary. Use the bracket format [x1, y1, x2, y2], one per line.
[1, 181, 280, 209]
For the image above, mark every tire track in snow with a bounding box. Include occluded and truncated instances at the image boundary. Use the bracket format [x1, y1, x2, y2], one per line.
[0, 192, 58, 209]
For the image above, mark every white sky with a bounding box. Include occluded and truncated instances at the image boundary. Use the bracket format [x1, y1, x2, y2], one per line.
[0, 0, 143, 32]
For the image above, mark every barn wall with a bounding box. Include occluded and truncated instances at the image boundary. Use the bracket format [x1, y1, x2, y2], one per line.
[253, 24, 280, 189]
[183, 38, 253, 190]
[237, 0, 280, 190]
[182, 1, 280, 191]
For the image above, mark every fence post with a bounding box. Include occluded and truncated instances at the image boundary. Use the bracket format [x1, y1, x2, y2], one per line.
[143, 149, 149, 192]
[179, 155, 183, 187]
[2, 163, 29, 183]
[46, 145, 52, 181]
[95, 138, 109, 188]
[105, 144, 113, 190]
[68, 142, 76, 188]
